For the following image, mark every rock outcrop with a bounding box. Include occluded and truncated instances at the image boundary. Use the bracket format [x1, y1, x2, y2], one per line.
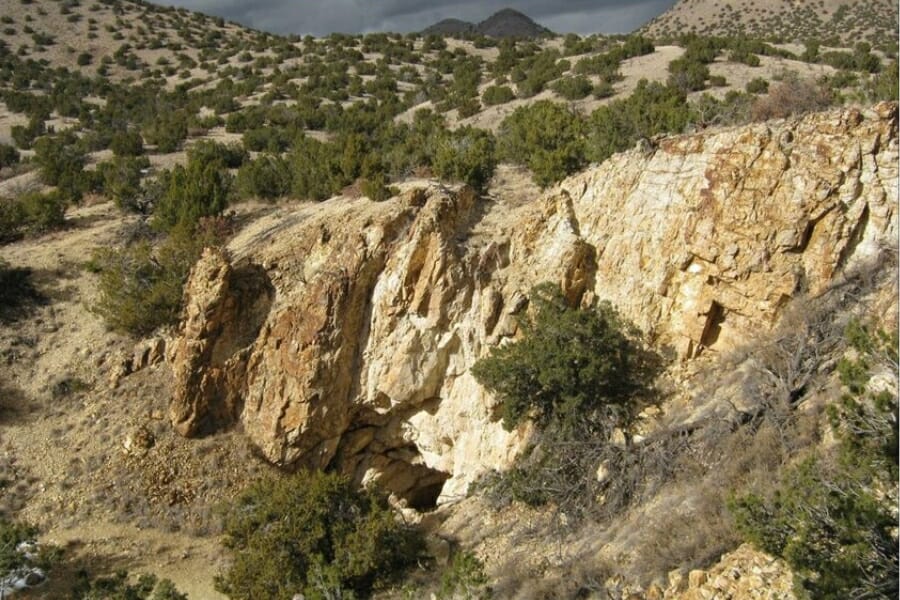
[168, 104, 898, 504]
[664, 544, 796, 599]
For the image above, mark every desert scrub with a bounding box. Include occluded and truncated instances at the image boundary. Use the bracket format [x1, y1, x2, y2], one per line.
[0, 190, 67, 241]
[471, 283, 663, 522]
[497, 101, 586, 187]
[90, 221, 227, 336]
[472, 283, 661, 431]
[730, 320, 898, 599]
[234, 153, 291, 201]
[438, 551, 490, 600]
[0, 143, 19, 169]
[151, 154, 233, 233]
[216, 470, 424, 600]
[72, 571, 186, 599]
[432, 126, 497, 192]
[750, 75, 833, 121]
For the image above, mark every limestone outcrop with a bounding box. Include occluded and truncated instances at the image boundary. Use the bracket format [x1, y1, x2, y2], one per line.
[167, 103, 898, 504]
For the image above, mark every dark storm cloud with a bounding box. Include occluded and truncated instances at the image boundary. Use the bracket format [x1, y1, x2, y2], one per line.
[156, 0, 676, 36]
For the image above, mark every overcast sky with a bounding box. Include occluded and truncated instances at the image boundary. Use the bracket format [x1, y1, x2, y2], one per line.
[156, 1, 677, 37]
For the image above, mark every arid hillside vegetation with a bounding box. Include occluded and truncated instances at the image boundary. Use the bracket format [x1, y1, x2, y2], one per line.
[0, 0, 896, 597]
[642, 0, 899, 49]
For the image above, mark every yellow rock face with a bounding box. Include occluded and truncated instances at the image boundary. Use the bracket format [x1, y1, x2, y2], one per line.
[168, 104, 898, 504]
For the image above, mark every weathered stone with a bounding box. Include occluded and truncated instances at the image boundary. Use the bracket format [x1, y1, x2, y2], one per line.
[122, 424, 154, 453]
[667, 569, 687, 593]
[665, 544, 795, 599]
[688, 570, 708, 588]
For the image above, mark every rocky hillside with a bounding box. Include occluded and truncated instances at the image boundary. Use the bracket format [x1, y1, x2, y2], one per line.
[168, 102, 898, 506]
[0, 0, 896, 596]
[642, 0, 899, 47]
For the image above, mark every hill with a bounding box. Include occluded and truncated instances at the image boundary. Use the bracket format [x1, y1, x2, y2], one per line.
[422, 18, 474, 36]
[423, 8, 552, 38]
[641, 0, 899, 48]
[475, 8, 552, 38]
[0, 0, 263, 80]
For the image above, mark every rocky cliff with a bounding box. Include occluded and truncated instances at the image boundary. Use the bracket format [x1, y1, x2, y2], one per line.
[167, 103, 898, 506]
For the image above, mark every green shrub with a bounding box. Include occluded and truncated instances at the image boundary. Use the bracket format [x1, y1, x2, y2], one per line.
[551, 75, 594, 100]
[242, 126, 291, 153]
[76, 52, 92, 66]
[0, 190, 67, 240]
[729, 51, 761, 67]
[438, 551, 490, 600]
[97, 155, 149, 211]
[288, 136, 344, 201]
[72, 571, 187, 600]
[359, 173, 396, 202]
[187, 140, 247, 169]
[216, 470, 424, 600]
[0, 143, 19, 169]
[868, 60, 899, 101]
[10, 116, 46, 150]
[472, 283, 659, 431]
[0, 518, 59, 588]
[234, 153, 291, 201]
[152, 157, 232, 232]
[225, 107, 266, 133]
[667, 57, 710, 92]
[456, 97, 481, 119]
[142, 111, 188, 153]
[0, 259, 42, 322]
[109, 129, 144, 157]
[0, 518, 39, 573]
[498, 101, 585, 188]
[587, 80, 692, 165]
[91, 223, 225, 335]
[432, 126, 497, 192]
[482, 85, 515, 106]
[472, 284, 662, 523]
[745, 77, 769, 94]
[593, 80, 615, 98]
[32, 133, 86, 188]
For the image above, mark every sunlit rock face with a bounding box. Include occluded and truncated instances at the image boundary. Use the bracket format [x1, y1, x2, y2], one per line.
[168, 103, 897, 505]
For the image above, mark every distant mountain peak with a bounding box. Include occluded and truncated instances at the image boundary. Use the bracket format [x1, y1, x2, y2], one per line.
[423, 8, 553, 38]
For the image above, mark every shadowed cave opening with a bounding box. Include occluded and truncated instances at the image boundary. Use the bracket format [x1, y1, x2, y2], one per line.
[699, 300, 725, 352]
[359, 444, 451, 511]
[403, 465, 450, 510]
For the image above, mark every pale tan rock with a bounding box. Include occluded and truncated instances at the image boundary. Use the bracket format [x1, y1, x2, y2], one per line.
[122, 424, 154, 453]
[168, 104, 898, 501]
[665, 544, 795, 599]
[688, 570, 708, 588]
[668, 569, 687, 593]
